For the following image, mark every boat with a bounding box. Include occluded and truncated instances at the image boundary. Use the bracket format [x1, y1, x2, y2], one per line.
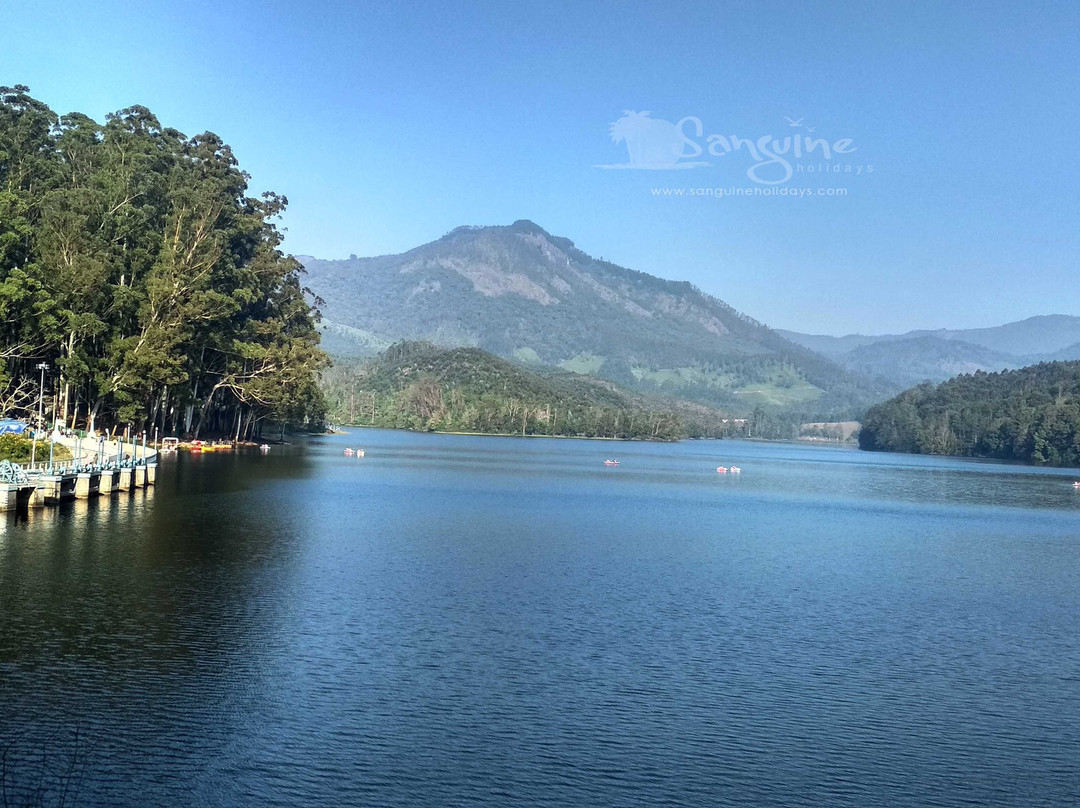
[729, 466, 742, 473]
[259, 444, 270, 452]
[344, 448, 355, 456]
[604, 459, 620, 466]
[357, 449, 365, 457]
[716, 466, 728, 473]
[1073, 481, 1080, 488]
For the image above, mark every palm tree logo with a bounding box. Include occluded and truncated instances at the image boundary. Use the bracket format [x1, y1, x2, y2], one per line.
[597, 110, 709, 169]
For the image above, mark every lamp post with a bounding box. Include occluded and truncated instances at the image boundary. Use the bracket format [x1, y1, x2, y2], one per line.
[98, 436, 105, 467]
[30, 362, 49, 469]
[141, 431, 146, 464]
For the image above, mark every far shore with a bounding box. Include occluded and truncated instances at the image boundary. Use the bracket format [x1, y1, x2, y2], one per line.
[331, 424, 678, 442]
[330, 424, 853, 445]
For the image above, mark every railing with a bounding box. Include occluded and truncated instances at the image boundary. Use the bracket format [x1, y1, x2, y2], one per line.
[16, 456, 157, 478]
[0, 460, 29, 485]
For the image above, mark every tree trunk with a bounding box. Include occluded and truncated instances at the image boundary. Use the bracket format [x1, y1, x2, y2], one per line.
[242, 409, 255, 442]
[191, 385, 218, 440]
[88, 397, 103, 436]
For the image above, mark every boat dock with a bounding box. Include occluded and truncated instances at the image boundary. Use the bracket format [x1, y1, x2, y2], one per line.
[0, 436, 157, 513]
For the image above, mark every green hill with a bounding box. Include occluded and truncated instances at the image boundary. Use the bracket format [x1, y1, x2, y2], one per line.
[859, 360, 1080, 465]
[841, 336, 1019, 387]
[321, 341, 750, 440]
[303, 221, 889, 418]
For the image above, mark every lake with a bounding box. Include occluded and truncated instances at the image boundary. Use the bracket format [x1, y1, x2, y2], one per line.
[2, 431, 1079, 807]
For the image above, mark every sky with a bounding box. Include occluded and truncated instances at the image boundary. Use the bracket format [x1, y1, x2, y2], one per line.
[4, 0, 1078, 335]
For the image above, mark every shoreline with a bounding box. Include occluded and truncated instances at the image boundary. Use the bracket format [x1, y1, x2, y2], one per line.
[332, 424, 678, 442]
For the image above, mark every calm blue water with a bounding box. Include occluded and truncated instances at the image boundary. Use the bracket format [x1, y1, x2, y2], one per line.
[2, 432, 1079, 807]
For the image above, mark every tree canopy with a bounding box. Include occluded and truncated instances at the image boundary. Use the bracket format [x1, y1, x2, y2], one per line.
[322, 341, 692, 440]
[0, 86, 327, 439]
[859, 361, 1080, 465]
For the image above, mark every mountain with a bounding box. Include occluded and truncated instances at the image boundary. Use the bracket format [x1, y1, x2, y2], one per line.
[320, 341, 741, 439]
[913, 315, 1080, 356]
[778, 315, 1080, 384]
[302, 221, 889, 416]
[840, 336, 1020, 388]
[1040, 341, 1080, 362]
[780, 315, 1080, 358]
[772, 331, 881, 358]
[859, 360, 1080, 465]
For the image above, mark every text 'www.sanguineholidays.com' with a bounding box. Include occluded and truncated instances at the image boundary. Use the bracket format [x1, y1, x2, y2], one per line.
[651, 186, 849, 198]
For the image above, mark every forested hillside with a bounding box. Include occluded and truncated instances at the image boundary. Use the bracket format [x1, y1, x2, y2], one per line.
[840, 336, 1019, 387]
[0, 86, 327, 439]
[320, 341, 753, 440]
[859, 361, 1080, 465]
[303, 221, 889, 417]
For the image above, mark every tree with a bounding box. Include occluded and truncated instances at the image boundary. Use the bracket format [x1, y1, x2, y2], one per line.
[0, 88, 328, 439]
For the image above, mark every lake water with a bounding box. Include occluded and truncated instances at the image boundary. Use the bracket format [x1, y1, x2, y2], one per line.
[2, 431, 1079, 807]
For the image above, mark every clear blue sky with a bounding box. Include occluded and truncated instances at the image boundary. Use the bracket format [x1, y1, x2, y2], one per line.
[5, 0, 1078, 335]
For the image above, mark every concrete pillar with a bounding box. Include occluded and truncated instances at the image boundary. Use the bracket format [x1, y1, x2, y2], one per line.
[0, 484, 17, 511]
[118, 468, 133, 491]
[75, 472, 100, 499]
[147, 464, 157, 485]
[99, 469, 118, 494]
[41, 475, 63, 504]
[134, 466, 146, 487]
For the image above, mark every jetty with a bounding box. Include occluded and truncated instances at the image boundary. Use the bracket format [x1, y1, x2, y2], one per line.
[0, 434, 157, 513]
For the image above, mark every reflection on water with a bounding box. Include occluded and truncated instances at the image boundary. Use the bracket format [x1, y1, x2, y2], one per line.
[1, 434, 1079, 808]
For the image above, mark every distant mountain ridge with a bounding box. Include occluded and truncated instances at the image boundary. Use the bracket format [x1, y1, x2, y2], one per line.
[778, 315, 1080, 385]
[302, 220, 890, 416]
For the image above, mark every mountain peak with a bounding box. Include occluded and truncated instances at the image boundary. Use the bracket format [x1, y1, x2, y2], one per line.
[438, 219, 560, 242]
[301, 225, 886, 415]
[507, 219, 550, 236]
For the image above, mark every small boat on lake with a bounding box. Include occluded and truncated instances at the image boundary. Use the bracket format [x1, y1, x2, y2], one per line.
[344, 448, 355, 456]
[604, 459, 620, 466]
[729, 466, 742, 473]
[716, 466, 728, 473]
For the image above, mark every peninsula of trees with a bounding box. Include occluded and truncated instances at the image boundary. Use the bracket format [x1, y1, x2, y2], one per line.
[0, 86, 327, 440]
[859, 361, 1080, 465]
[321, 341, 720, 440]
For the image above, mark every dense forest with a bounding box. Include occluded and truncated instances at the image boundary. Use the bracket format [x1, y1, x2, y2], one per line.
[0, 86, 327, 440]
[321, 341, 721, 440]
[859, 361, 1080, 465]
